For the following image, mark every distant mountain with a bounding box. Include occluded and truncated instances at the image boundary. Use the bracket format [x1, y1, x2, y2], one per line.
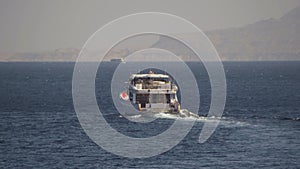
[153, 6, 300, 61]
[1, 6, 299, 62]
[207, 6, 300, 61]
[0, 48, 80, 62]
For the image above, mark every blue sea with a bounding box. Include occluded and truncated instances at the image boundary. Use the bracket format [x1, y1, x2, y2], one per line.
[0, 61, 299, 168]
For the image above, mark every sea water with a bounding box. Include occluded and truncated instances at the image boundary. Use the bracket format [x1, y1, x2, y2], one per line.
[0, 61, 299, 168]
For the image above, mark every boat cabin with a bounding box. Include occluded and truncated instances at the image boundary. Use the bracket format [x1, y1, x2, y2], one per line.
[128, 72, 180, 113]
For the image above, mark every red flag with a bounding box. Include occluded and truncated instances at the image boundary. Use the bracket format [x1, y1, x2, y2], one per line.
[120, 91, 129, 101]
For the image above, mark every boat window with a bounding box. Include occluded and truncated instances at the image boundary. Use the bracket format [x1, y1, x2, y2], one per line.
[149, 94, 168, 103]
[136, 94, 149, 104]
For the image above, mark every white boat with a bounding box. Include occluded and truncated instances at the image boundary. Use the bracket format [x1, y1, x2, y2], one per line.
[122, 71, 200, 118]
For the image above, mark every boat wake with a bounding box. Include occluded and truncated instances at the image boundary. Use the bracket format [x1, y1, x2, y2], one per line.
[120, 109, 250, 127]
[153, 111, 208, 122]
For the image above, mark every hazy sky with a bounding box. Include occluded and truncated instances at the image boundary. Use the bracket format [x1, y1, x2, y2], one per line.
[0, 0, 300, 53]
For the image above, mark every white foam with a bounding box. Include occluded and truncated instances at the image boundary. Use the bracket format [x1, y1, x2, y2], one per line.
[120, 110, 250, 128]
[126, 114, 142, 119]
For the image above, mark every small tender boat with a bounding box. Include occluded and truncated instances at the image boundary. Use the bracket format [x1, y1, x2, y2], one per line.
[110, 58, 125, 63]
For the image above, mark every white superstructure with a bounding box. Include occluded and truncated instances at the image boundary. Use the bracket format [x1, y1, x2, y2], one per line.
[128, 71, 180, 113]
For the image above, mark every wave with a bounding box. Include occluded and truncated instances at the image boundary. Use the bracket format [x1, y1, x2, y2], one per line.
[278, 117, 300, 121]
[246, 114, 300, 121]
